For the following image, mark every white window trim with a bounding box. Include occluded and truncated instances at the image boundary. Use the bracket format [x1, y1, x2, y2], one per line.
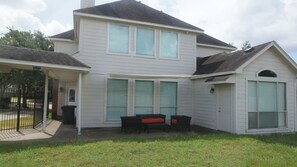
[104, 78, 130, 123]
[256, 68, 278, 79]
[246, 79, 288, 130]
[134, 27, 157, 58]
[159, 30, 180, 60]
[133, 80, 155, 115]
[106, 23, 131, 56]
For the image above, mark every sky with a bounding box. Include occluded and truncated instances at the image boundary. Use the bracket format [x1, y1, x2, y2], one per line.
[1, 0, 297, 61]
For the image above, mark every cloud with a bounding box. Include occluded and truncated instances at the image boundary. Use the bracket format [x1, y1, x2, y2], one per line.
[0, 0, 71, 37]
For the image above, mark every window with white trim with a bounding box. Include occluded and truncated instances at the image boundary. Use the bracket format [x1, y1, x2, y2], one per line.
[136, 27, 155, 56]
[160, 31, 178, 59]
[160, 82, 177, 119]
[134, 80, 154, 114]
[108, 24, 129, 54]
[106, 79, 128, 121]
[248, 81, 286, 129]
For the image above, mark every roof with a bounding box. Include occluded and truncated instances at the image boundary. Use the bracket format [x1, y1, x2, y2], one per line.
[0, 45, 90, 69]
[194, 42, 271, 75]
[197, 33, 236, 49]
[74, 0, 203, 32]
[50, 29, 74, 40]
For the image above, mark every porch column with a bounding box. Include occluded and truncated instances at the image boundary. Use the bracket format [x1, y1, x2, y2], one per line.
[77, 72, 82, 135]
[42, 73, 49, 132]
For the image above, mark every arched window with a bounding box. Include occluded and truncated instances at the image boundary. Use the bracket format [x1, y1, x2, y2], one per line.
[258, 70, 277, 78]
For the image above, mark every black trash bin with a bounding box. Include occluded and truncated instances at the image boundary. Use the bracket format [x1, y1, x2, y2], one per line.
[61, 105, 76, 124]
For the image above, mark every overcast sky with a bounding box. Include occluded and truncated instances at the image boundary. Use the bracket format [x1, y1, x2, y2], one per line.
[1, 0, 297, 60]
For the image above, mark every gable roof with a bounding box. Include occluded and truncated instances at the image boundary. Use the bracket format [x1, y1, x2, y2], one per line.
[0, 45, 90, 71]
[50, 29, 74, 40]
[74, 0, 203, 32]
[193, 41, 285, 76]
[197, 33, 236, 50]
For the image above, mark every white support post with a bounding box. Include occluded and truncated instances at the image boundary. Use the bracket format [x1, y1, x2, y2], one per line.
[77, 72, 82, 135]
[42, 73, 49, 132]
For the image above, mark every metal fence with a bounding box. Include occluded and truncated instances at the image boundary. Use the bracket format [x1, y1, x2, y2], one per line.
[0, 88, 44, 131]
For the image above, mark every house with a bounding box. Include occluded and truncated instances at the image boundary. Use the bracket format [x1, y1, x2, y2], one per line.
[49, 0, 297, 134]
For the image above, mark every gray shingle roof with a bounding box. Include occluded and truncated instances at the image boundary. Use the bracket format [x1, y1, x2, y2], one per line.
[0, 45, 90, 69]
[50, 29, 74, 40]
[74, 0, 203, 31]
[197, 33, 236, 49]
[194, 42, 271, 75]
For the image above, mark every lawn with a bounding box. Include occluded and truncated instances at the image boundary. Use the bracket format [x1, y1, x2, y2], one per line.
[0, 133, 297, 166]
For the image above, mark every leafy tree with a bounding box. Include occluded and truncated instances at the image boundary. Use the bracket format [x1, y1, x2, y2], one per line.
[0, 27, 53, 107]
[241, 41, 251, 50]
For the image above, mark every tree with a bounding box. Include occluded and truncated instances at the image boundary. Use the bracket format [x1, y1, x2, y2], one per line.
[241, 41, 251, 50]
[0, 28, 53, 107]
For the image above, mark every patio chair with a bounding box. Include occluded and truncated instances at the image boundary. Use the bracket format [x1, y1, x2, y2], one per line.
[170, 115, 191, 131]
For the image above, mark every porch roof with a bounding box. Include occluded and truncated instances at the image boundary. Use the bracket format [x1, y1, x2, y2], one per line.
[0, 45, 90, 81]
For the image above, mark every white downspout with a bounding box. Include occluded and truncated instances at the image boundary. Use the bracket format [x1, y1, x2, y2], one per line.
[77, 72, 82, 135]
[42, 73, 49, 132]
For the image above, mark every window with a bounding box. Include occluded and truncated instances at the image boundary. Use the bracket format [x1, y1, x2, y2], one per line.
[160, 31, 178, 58]
[258, 70, 277, 78]
[108, 24, 129, 54]
[134, 81, 154, 114]
[136, 28, 155, 56]
[248, 81, 286, 129]
[160, 82, 177, 119]
[106, 79, 128, 121]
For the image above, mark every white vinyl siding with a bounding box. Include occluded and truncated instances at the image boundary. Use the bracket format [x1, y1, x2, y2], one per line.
[108, 24, 129, 54]
[160, 82, 177, 119]
[136, 27, 155, 56]
[160, 31, 178, 59]
[106, 79, 128, 121]
[134, 80, 154, 115]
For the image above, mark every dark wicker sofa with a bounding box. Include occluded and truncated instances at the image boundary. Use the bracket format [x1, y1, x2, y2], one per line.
[136, 114, 169, 133]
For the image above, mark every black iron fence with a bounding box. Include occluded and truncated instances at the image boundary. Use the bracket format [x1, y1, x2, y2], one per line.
[0, 88, 44, 131]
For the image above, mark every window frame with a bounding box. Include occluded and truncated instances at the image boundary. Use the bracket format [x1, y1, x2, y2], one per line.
[135, 27, 156, 57]
[247, 80, 287, 130]
[133, 80, 155, 115]
[159, 81, 178, 120]
[159, 30, 180, 60]
[107, 23, 131, 56]
[105, 78, 129, 122]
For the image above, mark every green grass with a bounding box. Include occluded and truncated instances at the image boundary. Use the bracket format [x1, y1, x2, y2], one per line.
[0, 116, 34, 130]
[1, 133, 297, 166]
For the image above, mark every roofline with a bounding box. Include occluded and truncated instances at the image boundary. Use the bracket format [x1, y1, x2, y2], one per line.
[191, 71, 237, 79]
[49, 38, 76, 43]
[197, 43, 236, 51]
[0, 58, 90, 72]
[74, 12, 204, 33]
[235, 41, 297, 73]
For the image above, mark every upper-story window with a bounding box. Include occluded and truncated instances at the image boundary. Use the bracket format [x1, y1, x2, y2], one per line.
[258, 70, 277, 78]
[136, 27, 155, 56]
[160, 31, 178, 59]
[108, 23, 129, 54]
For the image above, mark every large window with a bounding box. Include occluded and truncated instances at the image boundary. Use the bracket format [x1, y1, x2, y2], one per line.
[248, 81, 286, 129]
[160, 82, 177, 119]
[136, 28, 155, 56]
[108, 24, 129, 54]
[134, 81, 154, 114]
[106, 79, 128, 121]
[160, 31, 178, 59]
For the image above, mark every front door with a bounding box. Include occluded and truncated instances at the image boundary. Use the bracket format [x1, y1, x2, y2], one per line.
[216, 85, 233, 133]
[67, 87, 77, 106]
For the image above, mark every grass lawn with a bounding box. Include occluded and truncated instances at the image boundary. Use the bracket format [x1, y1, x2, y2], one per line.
[1, 133, 297, 166]
[0, 116, 34, 130]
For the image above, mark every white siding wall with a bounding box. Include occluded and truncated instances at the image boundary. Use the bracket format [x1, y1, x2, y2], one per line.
[54, 41, 78, 55]
[76, 18, 196, 127]
[235, 49, 296, 134]
[193, 79, 217, 129]
[196, 46, 231, 57]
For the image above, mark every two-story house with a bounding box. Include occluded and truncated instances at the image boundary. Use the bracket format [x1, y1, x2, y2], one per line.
[50, 0, 297, 135]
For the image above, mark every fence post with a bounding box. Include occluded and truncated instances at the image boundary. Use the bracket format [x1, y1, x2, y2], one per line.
[16, 88, 21, 131]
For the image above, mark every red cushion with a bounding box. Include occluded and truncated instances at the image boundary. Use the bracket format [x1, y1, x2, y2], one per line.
[171, 119, 177, 124]
[142, 118, 164, 124]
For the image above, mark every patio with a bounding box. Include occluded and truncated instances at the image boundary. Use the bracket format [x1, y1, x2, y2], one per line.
[0, 120, 216, 142]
